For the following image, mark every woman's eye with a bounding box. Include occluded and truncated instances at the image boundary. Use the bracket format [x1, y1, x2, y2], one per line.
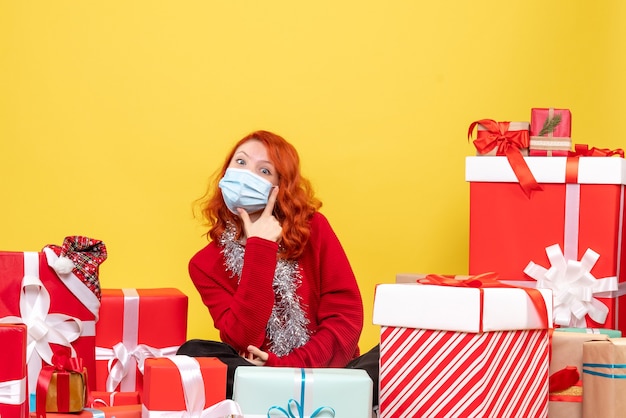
[260, 168, 271, 175]
[235, 158, 245, 165]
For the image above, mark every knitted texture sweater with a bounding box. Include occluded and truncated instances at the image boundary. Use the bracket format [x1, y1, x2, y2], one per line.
[189, 212, 364, 367]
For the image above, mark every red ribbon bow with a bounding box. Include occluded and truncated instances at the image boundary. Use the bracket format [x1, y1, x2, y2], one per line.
[569, 144, 625, 158]
[418, 272, 549, 332]
[468, 119, 542, 198]
[36, 348, 87, 418]
[549, 365, 580, 393]
[564, 144, 625, 184]
[49, 348, 84, 373]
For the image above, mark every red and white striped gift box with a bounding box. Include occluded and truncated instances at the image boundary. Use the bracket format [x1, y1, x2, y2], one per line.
[373, 281, 553, 418]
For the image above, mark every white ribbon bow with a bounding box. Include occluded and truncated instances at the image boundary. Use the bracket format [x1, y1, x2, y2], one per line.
[96, 343, 179, 392]
[142, 355, 243, 418]
[0, 377, 26, 405]
[524, 244, 618, 327]
[0, 252, 83, 393]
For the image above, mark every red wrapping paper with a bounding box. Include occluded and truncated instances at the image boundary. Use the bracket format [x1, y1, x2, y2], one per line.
[0, 323, 28, 418]
[530, 108, 572, 138]
[529, 108, 572, 157]
[467, 156, 626, 332]
[0, 252, 99, 393]
[142, 357, 227, 413]
[88, 391, 140, 408]
[94, 288, 188, 396]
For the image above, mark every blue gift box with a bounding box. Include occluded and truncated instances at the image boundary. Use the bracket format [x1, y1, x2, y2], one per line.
[232, 367, 373, 417]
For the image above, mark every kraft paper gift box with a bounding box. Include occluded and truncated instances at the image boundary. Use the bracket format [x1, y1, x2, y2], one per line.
[142, 356, 241, 418]
[548, 331, 612, 418]
[0, 323, 28, 418]
[466, 155, 626, 333]
[88, 391, 140, 408]
[372, 279, 553, 418]
[582, 338, 626, 417]
[35, 350, 88, 416]
[468, 119, 540, 198]
[30, 404, 142, 418]
[94, 288, 188, 396]
[468, 119, 530, 156]
[232, 367, 373, 417]
[529, 107, 572, 156]
[0, 238, 106, 400]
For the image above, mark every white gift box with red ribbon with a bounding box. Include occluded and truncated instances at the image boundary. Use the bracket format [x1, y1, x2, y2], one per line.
[373, 282, 552, 418]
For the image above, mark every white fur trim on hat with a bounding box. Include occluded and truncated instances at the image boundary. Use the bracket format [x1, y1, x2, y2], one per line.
[53, 255, 75, 275]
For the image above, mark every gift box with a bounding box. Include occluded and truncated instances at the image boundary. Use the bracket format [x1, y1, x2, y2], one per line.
[529, 108, 572, 156]
[466, 155, 626, 332]
[549, 331, 611, 418]
[88, 391, 140, 408]
[468, 119, 540, 197]
[0, 323, 28, 418]
[30, 404, 142, 418]
[372, 279, 552, 418]
[468, 120, 530, 156]
[35, 348, 89, 418]
[556, 327, 622, 338]
[582, 338, 626, 417]
[94, 288, 188, 395]
[0, 237, 106, 398]
[232, 367, 373, 417]
[142, 356, 239, 418]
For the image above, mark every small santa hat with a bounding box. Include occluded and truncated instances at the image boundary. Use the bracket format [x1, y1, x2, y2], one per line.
[46, 236, 108, 300]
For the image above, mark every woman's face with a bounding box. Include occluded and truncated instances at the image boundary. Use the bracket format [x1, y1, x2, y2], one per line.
[228, 139, 279, 186]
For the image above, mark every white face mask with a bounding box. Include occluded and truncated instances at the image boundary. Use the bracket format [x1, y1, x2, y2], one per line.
[218, 168, 273, 214]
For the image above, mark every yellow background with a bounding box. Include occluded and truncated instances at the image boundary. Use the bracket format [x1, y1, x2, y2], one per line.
[1, 1, 625, 352]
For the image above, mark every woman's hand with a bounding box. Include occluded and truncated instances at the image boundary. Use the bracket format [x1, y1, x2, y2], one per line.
[243, 345, 269, 366]
[237, 187, 282, 242]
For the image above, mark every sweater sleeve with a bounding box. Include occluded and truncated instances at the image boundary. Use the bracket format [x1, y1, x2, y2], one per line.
[188, 237, 279, 353]
[264, 213, 364, 368]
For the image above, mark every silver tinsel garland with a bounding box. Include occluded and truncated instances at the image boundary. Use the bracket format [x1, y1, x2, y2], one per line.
[220, 224, 310, 356]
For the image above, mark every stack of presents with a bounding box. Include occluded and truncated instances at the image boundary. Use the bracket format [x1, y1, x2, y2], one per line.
[1, 107, 625, 418]
[375, 108, 626, 417]
[0, 236, 374, 418]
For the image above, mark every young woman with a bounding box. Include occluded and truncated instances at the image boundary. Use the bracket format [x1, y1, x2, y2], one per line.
[177, 130, 378, 403]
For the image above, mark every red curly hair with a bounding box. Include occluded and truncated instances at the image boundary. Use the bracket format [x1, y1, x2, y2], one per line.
[197, 130, 322, 260]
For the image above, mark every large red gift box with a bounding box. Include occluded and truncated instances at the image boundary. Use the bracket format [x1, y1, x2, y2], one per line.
[142, 356, 240, 417]
[0, 323, 28, 418]
[467, 155, 626, 332]
[372, 279, 552, 418]
[94, 288, 188, 396]
[0, 247, 102, 397]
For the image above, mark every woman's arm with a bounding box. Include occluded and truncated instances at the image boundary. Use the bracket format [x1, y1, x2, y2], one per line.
[265, 213, 364, 367]
[189, 237, 279, 352]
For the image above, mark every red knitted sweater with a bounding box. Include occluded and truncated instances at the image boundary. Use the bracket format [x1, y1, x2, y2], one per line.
[188, 212, 364, 367]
